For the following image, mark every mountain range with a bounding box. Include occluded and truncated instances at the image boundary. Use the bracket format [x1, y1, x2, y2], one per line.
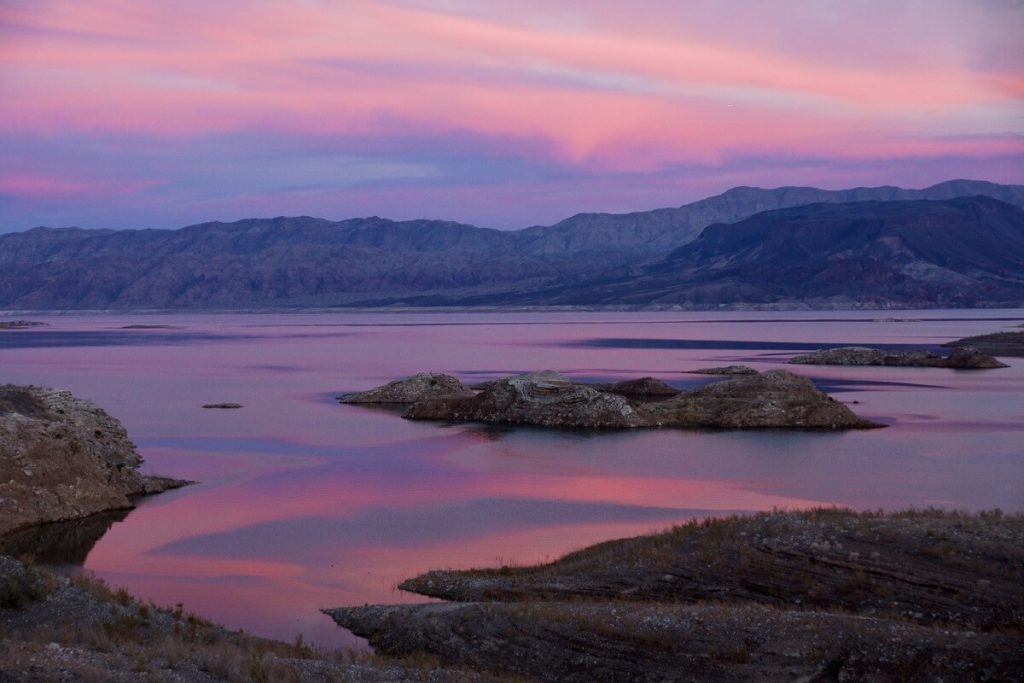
[1, 179, 1023, 310]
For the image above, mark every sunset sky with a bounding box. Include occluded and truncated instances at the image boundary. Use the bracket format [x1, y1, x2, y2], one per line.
[1, 0, 1022, 232]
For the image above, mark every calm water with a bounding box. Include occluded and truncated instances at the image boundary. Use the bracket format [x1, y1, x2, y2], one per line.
[2, 310, 1022, 649]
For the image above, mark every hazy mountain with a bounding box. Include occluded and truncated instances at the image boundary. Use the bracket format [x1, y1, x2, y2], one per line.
[0, 180, 1022, 309]
[506, 196, 1024, 308]
[514, 178, 1024, 257]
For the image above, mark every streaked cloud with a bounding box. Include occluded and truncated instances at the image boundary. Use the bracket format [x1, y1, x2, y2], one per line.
[0, 0, 1021, 230]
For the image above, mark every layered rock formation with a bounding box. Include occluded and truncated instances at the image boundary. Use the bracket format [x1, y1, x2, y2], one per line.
[328, 602, 1021, 683]
[0, 385, 190, 536]
[346, 370, 882, 430]
[325, 509, 1024, 682]
[397, 509, 1023, 629]
[789, 346, 1008, 368]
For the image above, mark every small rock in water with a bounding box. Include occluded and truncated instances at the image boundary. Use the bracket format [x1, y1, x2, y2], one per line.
[202, 402, 243, 409]
[685, 365, 759, 375]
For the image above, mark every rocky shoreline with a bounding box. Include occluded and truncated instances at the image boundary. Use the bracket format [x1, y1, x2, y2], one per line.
[0, 384, 502, 682]
[0, 384, 192, 537]
[327, 508, 1024, 682]
[342, 369, 882, 430]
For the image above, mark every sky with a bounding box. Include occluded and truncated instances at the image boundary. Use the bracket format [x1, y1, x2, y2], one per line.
[1, 0, 1023, 232]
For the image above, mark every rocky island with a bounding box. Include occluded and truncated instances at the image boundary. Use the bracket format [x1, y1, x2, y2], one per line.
[0, 321, 47, 330]
[788, 346, 1007, 368]
[342, 369, 882, 430]
[326, 508, 1024, 682]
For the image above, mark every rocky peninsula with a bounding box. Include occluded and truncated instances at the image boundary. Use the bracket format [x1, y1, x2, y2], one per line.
[788, 346, 1007, 368]
[0, 384, 191, 537]
[343, 370, 882, 430]
[943, 330, 1024, 357]
[327, 508, 1024, 682]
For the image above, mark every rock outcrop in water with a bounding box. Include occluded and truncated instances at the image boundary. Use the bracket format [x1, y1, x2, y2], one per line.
[338, 372, 475, 404]
[636, 370, 878, 429]
[943, 330, 1024, 357]
[0, 385, 191, 536]
[789, 346, 1008, 368]
[326, 508, 1024, 682]
[405, 372, 647, 429]
[349, 370, 881, 430]
[0, 321, 47, 330]
[685, 365, 758, 375]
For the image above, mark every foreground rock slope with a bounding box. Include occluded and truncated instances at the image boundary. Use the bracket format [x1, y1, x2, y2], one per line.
[327, 509, 1024, 682]
[0, 557, 497, 682]
[348, 370, 881, 430]
[789, 345, 1008, 368]
[0, 385, 190, 536]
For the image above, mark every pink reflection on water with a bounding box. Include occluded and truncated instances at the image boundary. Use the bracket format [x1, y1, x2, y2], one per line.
[2, 310, 1022, 650]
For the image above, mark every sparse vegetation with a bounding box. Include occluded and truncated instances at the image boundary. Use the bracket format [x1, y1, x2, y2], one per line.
[1, 559, 502, 681]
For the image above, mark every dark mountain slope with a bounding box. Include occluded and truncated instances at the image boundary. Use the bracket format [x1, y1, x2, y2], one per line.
[1, 181, 1022, 309]
[514, 179, 1024, 257]
[527, 196, 1024, 307]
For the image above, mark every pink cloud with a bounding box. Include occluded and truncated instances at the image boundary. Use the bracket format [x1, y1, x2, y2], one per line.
[3, 0, 1020, 164]
[0, 172, 160, 198]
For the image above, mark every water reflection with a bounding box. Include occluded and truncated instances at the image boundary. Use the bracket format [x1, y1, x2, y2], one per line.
[0, 309, 1020, 651]
[0, 510, 129, 565]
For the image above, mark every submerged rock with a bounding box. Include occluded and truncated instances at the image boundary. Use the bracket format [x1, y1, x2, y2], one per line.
[0, 385, 191, 537]
[685, 365, 758, 375]
[789, 345, 1007, 368]
[338, 372, 475, 404]
[202, 402, 243, 409]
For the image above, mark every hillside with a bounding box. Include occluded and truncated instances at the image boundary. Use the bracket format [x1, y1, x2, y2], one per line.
[0, 180, 1022, 309]
[524, 196, 1024, 308]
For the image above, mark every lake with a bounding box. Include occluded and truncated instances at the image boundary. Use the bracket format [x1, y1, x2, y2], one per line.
[1, 310, 1022, 650]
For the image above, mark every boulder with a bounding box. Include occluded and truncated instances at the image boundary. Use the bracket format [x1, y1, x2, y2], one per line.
[640, 370, 880, 429]
[338, 372, 475, 404]
[940, 346, 1009, 368]
[0, 385, 190, 537]
[404, 371, 646, 429]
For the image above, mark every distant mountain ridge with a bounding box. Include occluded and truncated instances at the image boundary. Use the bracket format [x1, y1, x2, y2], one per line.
[1, 179, 1022, 309]
[500, 196, 1024, 308]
